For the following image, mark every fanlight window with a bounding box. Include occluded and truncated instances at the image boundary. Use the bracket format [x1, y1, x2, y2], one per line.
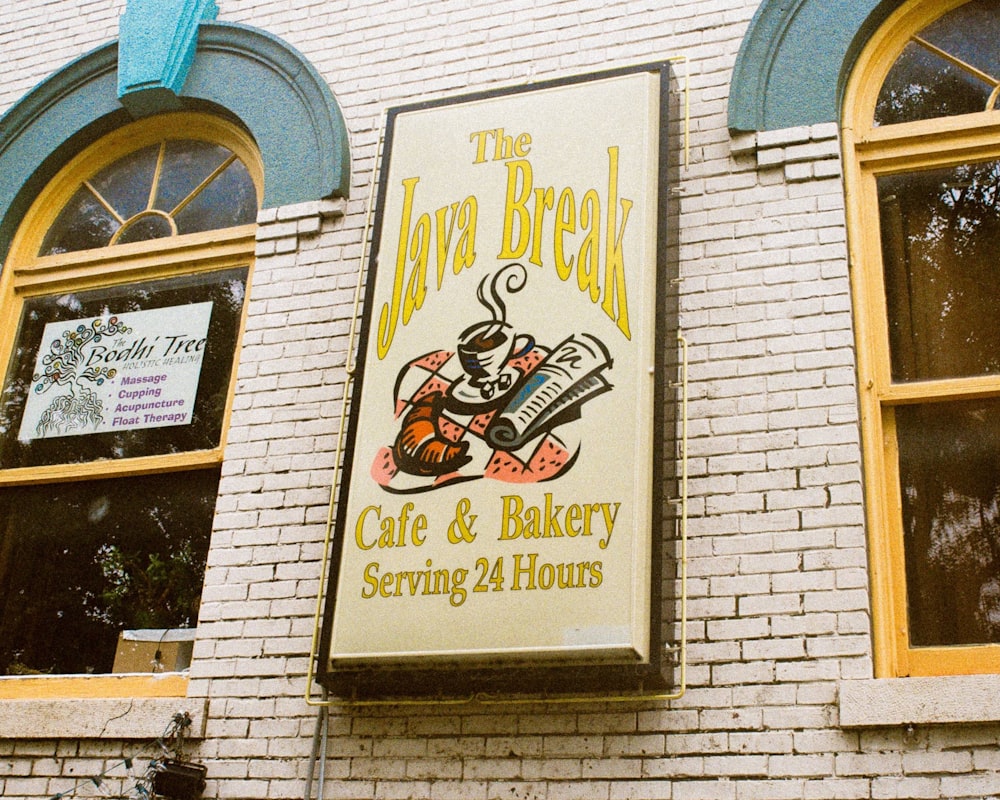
[41, 140, 257, 254]
[875, 0, 1000, 125]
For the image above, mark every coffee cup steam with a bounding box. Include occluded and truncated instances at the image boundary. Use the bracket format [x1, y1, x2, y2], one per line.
[456, 264, 533, 401]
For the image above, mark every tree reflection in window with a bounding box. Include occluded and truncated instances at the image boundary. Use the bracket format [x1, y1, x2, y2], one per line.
[0, 471, 216, 675]
[39, 140, 257, 255]
[878, 160, 1000, 381]
[875, 0, 1000, 126]
[897, 400, 1000, 646]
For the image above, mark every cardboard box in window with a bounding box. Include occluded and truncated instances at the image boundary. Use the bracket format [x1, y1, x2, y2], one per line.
[112, 629, 196, 673]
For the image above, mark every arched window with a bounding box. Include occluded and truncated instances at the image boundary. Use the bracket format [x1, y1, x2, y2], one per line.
[0, 112, 260, 688]
[844, 0, 1000, 677]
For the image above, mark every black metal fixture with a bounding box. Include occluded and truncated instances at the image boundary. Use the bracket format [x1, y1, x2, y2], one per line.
[151, 759, 207, 800]
[150, 713, 206, 800]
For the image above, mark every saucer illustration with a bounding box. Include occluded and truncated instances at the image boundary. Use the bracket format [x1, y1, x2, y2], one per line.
[447, 364, 523, 411]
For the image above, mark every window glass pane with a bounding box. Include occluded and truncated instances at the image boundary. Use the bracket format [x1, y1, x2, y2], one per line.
[153, 140, 233, 215]
[0, 267, 248, 468]
[921, 0, 1000, 79]
[875, 41, 989, 126]
[39, 188, 121, 256]
[115, 212, 175, 245]
[0, 469, 216, 675]
[174, 159, 258, 235]
[896, 399, 1000, 647]
[874, 0, 1000, 126]
[91, 144, 159, 221]
[878, 161, 1000, 381]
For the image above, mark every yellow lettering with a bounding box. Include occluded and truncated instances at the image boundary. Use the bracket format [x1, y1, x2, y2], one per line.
[402, 213, 430, 325]
[582, 503, 595, 538]
[565, 503, 581, 536]
[376, 177, 420, 359]
[498, 160, 532, 259]
[361, 562, 379, 598]
[377, 514, 397, 549]
[514, 132, 531, 157]
[577, 189, 601, 302]
[469, 130, 492, 163]
[499, 495, 523, 540]
[376, 176, 479, 358]
[602, 146, 632, 339]
[470, 129, 532, 163]
[411, 513, 427, 546]
[599, 502, 619, 550]
[453, 197, 477, 274]
[434, 203, 459, 290]
[354, 505, 380, 551]
[529, 187, 554, 267]
[554, 188, 575, 280]
[511, 552, 537, 590]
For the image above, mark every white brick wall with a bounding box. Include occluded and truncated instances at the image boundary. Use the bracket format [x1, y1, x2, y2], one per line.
[3, 1, 1000, 800]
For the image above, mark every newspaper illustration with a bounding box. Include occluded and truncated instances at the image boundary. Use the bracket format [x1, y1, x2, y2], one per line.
[486, 334, 611, 450]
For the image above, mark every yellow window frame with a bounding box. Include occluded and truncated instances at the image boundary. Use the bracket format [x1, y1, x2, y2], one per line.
[0, 112, 261, 698]
[843, 0, 1000, 677]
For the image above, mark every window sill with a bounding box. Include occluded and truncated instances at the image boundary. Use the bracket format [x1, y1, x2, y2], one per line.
[0, 674, 206, 739]
[839, 675, 1000, 727]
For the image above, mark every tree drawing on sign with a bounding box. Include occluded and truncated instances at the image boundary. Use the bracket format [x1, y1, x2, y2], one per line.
[31, 317, 130, 436]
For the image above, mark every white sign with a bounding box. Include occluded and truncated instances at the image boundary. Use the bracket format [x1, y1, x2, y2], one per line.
[18, 303, 213, 441]
[326, 68, 663, 672]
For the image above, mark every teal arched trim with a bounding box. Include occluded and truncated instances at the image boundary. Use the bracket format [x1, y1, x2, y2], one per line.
[729, 0, 906, 131]
[191, 22, 351, 210]
[0, 44, 124, 262]
[0, 21, 349, 260]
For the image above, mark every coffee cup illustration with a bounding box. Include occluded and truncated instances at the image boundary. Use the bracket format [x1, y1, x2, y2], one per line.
[454, 263, 533, 401]
[457, 321, 534, 398]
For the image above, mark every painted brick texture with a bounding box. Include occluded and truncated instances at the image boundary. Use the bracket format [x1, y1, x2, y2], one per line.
[2, 2, 1000, 800]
